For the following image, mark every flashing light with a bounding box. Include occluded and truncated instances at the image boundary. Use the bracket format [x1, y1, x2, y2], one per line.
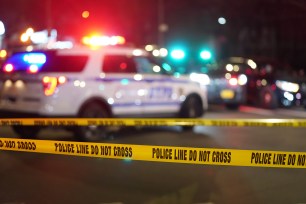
[3, 64, 14, 72]
[170, 49, 185, 60]
[82, 35, 125, 47]
[23, 53, 46, 64]
[159, 48, 168, 57]
[247, 59, 257, 69]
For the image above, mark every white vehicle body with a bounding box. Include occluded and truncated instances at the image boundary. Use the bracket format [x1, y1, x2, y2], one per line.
[0, 46, 208, 140]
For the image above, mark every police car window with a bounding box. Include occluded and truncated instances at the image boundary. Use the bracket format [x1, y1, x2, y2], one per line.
[102, 55, 137, 73]
[134, 57, 155, 74]
[2, 51, 88, 73]
[134, 56, 172, 75]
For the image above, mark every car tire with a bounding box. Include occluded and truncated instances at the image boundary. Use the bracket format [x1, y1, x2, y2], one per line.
[12, 126, 40, 139]
[74, 102, 110, 142]
[180, 96, 203, 131]
[259, 87, 278, 109]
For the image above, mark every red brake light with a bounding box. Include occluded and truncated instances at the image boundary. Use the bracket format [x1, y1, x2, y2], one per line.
[3, 64, 14, 73]
[42, 76, 67, 96]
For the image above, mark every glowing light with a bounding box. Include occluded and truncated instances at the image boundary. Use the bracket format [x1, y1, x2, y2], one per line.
[247, 59, 257, 69]
[153, 65, 161, 72]
[225, 73, 231, 79]
[226, 64, 233, 71]
[152, 49, 160, 57]
[23, 53, 46, 64]
[0, 50, 7, 58]
[133, 49, 143, 56]
[58, 76, 67, 84]
[0, 21, 5, 35]
[4, 64, 14, 72]
[20, 33, 29, 42]
[29, 65, 39, 73]
[82, 11, 90, 18]
[159, 48, 168, 57]
[107, 98, 114, 104]
[134, 74, 143, 81]
[261, 79, 267, 86]
[121, 79, 129, 85]
[276, 80, 299, 93]
[218, 17, 226, 25]
[284, 92, 294, 101]
[234, 65, 240, 72]
[200, 50, 211, 60]
[229, 78, 238, 86]
[238, 74, 247, 85]
[170, 49, 185, 59]
[15, 80, 24, 88]
[145, 45, 154, 51]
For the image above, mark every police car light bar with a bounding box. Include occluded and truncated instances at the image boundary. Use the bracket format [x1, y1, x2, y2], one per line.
[82, 35, 125, 47]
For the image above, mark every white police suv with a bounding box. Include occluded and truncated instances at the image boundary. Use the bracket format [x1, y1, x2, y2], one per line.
[0, 45, 208, 141]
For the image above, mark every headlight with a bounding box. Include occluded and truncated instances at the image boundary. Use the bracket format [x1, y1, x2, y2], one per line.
[276, 80, 299, 93]
[190, 73, 210, 85]
[238, 74, 248, 85]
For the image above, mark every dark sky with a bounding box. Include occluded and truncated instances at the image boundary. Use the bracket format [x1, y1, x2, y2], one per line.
[1, 0, 306, 66]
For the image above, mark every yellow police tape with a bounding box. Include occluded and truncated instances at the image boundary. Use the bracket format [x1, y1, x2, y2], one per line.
[1, 137, 306, 168]
[1, 118, 306, 127]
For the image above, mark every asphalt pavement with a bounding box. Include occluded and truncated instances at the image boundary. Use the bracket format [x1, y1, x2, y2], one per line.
[1, 105, 306, 204]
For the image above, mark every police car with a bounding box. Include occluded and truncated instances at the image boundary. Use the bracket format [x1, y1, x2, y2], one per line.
[0, 41, 208, 141]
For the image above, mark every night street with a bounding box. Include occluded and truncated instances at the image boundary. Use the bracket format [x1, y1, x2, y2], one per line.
[1, 105, 306, 204]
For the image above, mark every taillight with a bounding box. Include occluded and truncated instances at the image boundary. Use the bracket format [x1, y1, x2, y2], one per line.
[42, 76, 67, 96]
[3, 64, 14, 73]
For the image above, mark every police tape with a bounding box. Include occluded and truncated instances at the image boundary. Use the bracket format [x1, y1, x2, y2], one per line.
[1, 137, 306, 168]
[1, 118, 306, 127]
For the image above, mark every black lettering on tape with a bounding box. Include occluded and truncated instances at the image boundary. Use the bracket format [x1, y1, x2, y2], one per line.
[297, 154, 306, 166]
[212, 151, 231, 163]
[273, 153, 286, 165]
[0, 140, 3, 147]
[174, 149, 187, 161]
[100, 145, 112, 156]
[54, 142, 75, 153]
[17, 141, 36, 151]
[113, 146, 133, 158]
[251, 152, 272, 164]
[152, 148, 173, 160]
[34, 120, 46, 126]
[287, 154, 296, 166]
[4, 140, 16, 149]
[76, 144, 89, 154]
[198, 150, 210, 162]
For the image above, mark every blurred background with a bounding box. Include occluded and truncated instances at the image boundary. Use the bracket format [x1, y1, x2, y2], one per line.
[1, 0, 306, 69]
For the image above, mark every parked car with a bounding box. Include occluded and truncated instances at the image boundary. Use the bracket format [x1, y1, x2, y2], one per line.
[223, 57, 306, 109]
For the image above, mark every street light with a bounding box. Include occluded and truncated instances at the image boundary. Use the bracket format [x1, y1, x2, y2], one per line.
[0, 20, 5, 49]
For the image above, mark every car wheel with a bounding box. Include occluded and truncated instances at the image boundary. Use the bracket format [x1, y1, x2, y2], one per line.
[180, 96, 203, 131]
[75, 102, 110, 142]
[259, 88, 278, 109]
[225, 103, 240, 110]
[12, 126, 40, 139]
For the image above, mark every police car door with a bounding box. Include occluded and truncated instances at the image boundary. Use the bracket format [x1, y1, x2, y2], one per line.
[134, 57, 181, 116]
[102, 54, 145, 116]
